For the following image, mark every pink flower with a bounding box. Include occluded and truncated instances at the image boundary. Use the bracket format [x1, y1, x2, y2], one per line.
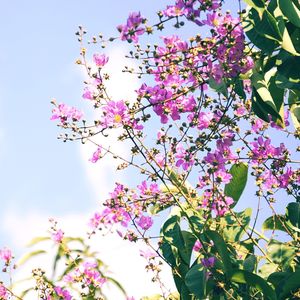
[140, 248, 158, 260]
[162, 5, 188, 17]
[0, 284, 8, 299]
[51, 103, 83, 125]
[51, 229, 64, 244]
[261, 170, 279, 190]
[117, 12, 146, 43]
[82, 86, 96, 100]
[89, 146, 102, 163]
[137, 181, 160, 196]
[93, 53, 109, 67]
[175, 144, 194, 170]
[101, 100, 130, 128]
[137, 215, 153, 230]
[154, 153, 165, 168]
[252, 118, 266, 133]
[193, 240, 202, 252]
[201, 256, 216, 268]
[197, 111, 214, 130]
[215, 169, 232, 184]
[0, 247, 12, 265]
[54, 286, 72, 300]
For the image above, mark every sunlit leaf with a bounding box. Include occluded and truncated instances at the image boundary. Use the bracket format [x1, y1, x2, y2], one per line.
[224, 163, 248, 207]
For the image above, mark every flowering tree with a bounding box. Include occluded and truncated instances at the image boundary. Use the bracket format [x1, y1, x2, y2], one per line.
[1, 0, 300, 299]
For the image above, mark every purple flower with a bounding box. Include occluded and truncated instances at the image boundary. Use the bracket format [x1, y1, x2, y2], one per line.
[0, 284, 8, 299]
[51, 103, 83, 125]
[54, 286, 72, 300]
[201, 256, 216, 268]
[137, 215, 153, 230]
[89, 146, 102, 163]
[0, 247, 12, 265]
[193, 240, 202, 252]
[51, 229, 64, 244]
[93, 53, 109, 67]
[117, 12, 146, 43]
[101, 100, 130, 128]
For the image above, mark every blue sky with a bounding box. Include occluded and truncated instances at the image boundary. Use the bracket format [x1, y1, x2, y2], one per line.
[0, 0, 171, 241]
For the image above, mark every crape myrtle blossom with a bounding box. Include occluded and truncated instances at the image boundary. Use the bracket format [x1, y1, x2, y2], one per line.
[0, 247, 12, 265]
[89, 146, 102, 163]
[193, 240, 202, 252]
[162, 0, 221, 25]
[100, 100, 143, 131]
[93, 53, 109, 67]
[201, 256, 216, 268]
[51, 229, 64, 244]
[0, 284, 8, 299]
[82, 78, 101, 100]
[117, 12, 146, 43]
[51, 102, 83, 125]
[52, 286, 72, 300]
[101, 100, 130, 128]
[175, 143, 194, 170]
[64, 261, 107, 288]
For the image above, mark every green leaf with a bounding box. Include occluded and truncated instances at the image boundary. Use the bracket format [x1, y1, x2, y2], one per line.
[231, 269, 277, 300]
[286, 22, 300, 52]
[248, 8, 282, 42]
[17, 250, 46, 266]
[224, 163, 248, 207]
[221, 208, 252, 242]
[286, 202, 300, 229]
[26, 236, 50, 247]
[252, 88, 279, 121]
[288, 89, 300, 128]
[268, 240, 296, 269]
[276, 55, 300, 89]
[181, 231, 197, 266]
[209, 77, 228, 98]
[185, 264, 206, 299]
[259, 262, 278, 279]
[277, 270, 300, 300]
[205, 231, 233, 278]
[244, 18, 278, 53]
[262, 215, 288, 233]
[277, 16, 300, 56]
[251, 62, 283, 122]
[105, 276, 127, 297]
[243, 255, 257, 273]
[279, 0, 300, 28]
[162, 215, 192, 265]
[268, 271, 289, 287]
[180, 283, 192, 300]
[160, 239, 177, 267]
[268, 75, 285, 127]
[233, 79, 246, 99]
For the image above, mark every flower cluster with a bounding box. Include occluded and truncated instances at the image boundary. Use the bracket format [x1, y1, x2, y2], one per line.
[51, 102, 83, 125]
[117, 12, 146, 43]
[64, 261, 107, 288]
[162, 0, 221, 25]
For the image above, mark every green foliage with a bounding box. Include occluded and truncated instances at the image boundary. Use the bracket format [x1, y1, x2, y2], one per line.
[243, 0, 300, 129]
[224, 163, 248, 207]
